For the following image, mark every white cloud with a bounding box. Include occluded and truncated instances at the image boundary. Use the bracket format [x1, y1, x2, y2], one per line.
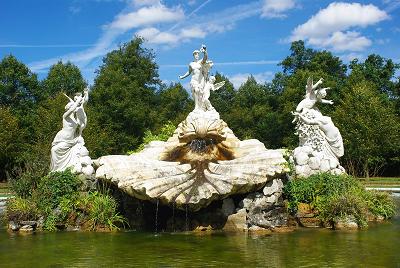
[108, 4, 184, 31]
[229, 71, 274, 89]
[339, 52, 365, 62]
[261, 0, 295, 18]
[69, 6, 81, 14]
[137, 26, 208, 45]
[132, 0, 160, 7]
[29, 2, 184, 74]
[179, 27, 207, 39]
[290, 2, 389, 51]
[308, 31, 371, 52]
[136, 27, 179, 44]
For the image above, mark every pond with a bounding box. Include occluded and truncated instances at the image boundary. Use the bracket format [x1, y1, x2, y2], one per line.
[1, 196, 399, 267]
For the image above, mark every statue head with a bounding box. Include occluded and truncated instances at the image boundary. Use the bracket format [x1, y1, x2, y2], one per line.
[209, 76, 216, 84]
[316, 88, 327, 98]
[74, 92, 82, 101]
[193, 50, 200, 60]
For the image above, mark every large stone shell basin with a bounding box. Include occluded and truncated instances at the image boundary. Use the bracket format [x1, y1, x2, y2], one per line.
[94, 139, 288, 211]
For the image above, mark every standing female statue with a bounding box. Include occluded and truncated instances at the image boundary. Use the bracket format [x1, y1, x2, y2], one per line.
[179, 44, 214, 111]
[50, 89, 91, 173]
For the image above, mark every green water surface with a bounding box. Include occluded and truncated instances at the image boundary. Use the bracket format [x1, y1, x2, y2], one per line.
[1, 199, 399, 268]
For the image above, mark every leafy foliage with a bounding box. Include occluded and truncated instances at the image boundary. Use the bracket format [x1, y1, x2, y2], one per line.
[129, 121, 176, 154]
[33, 169, 81, 213]
[0, 38, 399, 181]
[41, 61, 87, 98]
[284, 173, 396, 227]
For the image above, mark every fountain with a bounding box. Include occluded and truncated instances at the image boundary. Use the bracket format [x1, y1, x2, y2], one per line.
[94, 45, 289, 230]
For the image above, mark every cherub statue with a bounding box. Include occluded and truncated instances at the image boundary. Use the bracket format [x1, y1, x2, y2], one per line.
[201, 76, 225, 111]
[295, 77, 333, 113]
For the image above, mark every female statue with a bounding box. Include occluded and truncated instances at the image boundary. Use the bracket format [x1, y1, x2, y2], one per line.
[50, 89, 89, 172]
[179, 44, 213, 111]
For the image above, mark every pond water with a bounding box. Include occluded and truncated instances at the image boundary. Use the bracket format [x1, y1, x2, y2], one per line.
[1, 197, 399, 267]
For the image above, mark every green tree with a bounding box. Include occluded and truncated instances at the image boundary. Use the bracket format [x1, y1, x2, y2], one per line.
[0, 107, 24, 180]
[156, 82, 192, 126]
[0, 55, 40, 116]
[41, 61, 87, 98]
[86, 38, 160, 156]
[333, 81, 400, 177]
[349, 55, 400, 104]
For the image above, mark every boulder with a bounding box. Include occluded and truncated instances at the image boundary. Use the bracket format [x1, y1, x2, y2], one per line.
[223, 209, 247, 232]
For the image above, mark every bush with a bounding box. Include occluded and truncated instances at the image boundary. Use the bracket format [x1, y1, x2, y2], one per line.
[129, 121, 176, 154]
[84, 192, 127, 231]
[284, 173, 396, 227]
[33, 169, 81, 213]
[6, 197, 38, 222]
[363, 190, 396, 219]
[318, 193, 369, 228]
[8, 163, 47, 198]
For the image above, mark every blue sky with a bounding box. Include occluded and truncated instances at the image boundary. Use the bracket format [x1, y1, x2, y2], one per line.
[1, 0, 399, 89]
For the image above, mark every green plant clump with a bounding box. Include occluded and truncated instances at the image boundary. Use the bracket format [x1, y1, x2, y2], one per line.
[284, 173, 396, 227]
[128, 121, 176, 154]
[6, 169, 127, 232]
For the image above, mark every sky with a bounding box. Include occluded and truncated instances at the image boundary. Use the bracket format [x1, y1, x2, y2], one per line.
[1, 0, 399, 89]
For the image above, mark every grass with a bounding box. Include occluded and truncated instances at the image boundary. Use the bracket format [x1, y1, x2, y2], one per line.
[357, 177, 400, 187]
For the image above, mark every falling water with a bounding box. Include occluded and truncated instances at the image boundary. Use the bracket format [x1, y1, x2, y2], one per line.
[155, 199, 159, 233]
[172, 202, 175, 232]
[185, 204, 189, 232]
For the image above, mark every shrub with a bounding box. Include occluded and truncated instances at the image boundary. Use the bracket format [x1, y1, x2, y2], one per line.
[318, 193, 369, 228]
[284, 173, 396, 227]
[8, 163, 47, 198]
[363, 190, 396, 219]
[85, 192, 127, 231]
[33, 169, 81, 213]
[5, 197, 38, 222]
[129, 121, 176, 154]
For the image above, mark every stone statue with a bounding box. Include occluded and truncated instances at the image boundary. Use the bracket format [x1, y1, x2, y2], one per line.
[201, 75, 225, 111]
[50, 88, 94, 175]
[179, 44, 221, 112]
[291, 77, 345, 177]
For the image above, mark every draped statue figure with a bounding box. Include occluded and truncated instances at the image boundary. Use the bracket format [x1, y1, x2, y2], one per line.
[291, 77, 345, 177]
[50, 88, 94, 175]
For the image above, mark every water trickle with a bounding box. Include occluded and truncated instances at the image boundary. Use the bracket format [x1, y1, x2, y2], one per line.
[155, 199, 159, 233]
[185, 204, 189, 232]
[172, 202, 175, 232]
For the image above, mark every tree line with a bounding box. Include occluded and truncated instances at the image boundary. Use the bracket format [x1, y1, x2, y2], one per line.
[0, 38, 399, 180]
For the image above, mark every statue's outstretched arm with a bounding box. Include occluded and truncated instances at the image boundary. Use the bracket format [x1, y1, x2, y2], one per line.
[63, 97, 82, 118]
[320, 99, 334, 105]
[179, 65, 192, 80]
[312, 78, 324, 90]
[83, 88, 89, 104]
[201, 44, 207, 64]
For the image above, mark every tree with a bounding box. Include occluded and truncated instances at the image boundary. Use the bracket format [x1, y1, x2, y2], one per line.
[0, 55, 40, 115]
[155, 83, 192, 127]
[209, 72, 236, 118]
[86, 38, 160, 156]
[0, 107, 24, 180]
[333, 81, 400, 177]
[349, 54, 400, 99]
[41, 61, 87, 99]
[280, 40, 347, 79]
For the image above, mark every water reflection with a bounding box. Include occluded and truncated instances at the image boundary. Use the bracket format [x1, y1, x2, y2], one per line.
[0, 199, 399, 267]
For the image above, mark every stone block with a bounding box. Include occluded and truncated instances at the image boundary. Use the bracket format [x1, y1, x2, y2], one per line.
[263, 179, 283, 196]
[223, 209, 248, 232]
